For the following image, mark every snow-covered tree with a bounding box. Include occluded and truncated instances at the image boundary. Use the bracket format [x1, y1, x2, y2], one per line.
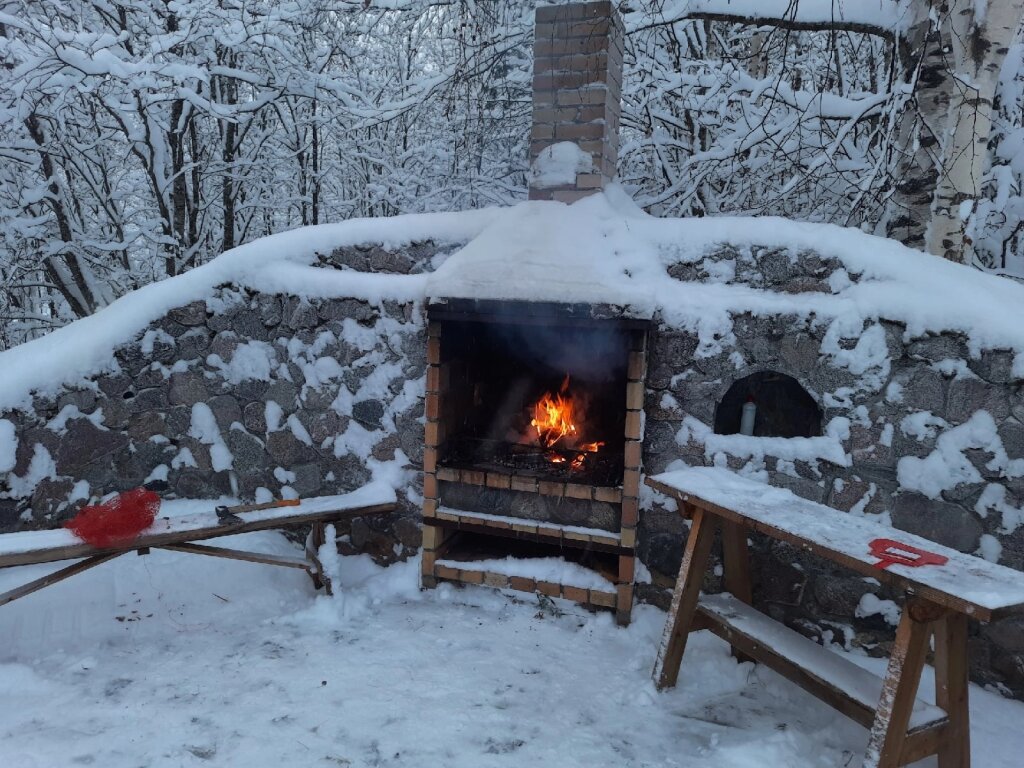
[1, 0, 1022, 348]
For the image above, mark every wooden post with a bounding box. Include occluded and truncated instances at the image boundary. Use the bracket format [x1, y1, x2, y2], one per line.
[720, 519, 752, 604]
[934, 612, 970, 768]
[720, 518, 753, 663]
[306, 522, 332, 595]
[652, 503, 717, 690]
[864, 598, 943, 768]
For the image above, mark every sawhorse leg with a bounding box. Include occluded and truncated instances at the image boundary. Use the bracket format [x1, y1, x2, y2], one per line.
[935, 612, 970, 768]
[653, 503, 717, 689]
[864, 598, 946, 768]
[0, 553, 124, 607]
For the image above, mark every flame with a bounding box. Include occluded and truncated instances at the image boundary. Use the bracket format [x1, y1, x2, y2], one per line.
[529, 376, 604, 470]
[530, 374, 577, 449]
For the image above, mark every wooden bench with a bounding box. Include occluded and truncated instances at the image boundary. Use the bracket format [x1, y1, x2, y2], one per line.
[646, 467, 1024, 768]
[0, 483, 396, 608]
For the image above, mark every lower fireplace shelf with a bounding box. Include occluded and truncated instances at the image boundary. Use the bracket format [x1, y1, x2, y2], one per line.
[426, 506, 628, 553]
[432, 558, 619, 609]
[422, 524, 633, 621]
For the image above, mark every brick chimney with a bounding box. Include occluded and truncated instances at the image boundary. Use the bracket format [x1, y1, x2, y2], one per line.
[529, 1, 624, 203]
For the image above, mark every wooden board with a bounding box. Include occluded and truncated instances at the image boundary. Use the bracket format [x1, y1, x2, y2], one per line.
[647, 468, 1024, 621]
[427, 506, 627, 554]
[157, 543, 313, 571]
[0, 485, 396, 569]
[698, 593, 948, 733]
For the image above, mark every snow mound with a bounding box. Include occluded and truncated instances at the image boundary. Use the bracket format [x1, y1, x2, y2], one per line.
[530, 141, 594, 188]
[1, 187, 1023, 411]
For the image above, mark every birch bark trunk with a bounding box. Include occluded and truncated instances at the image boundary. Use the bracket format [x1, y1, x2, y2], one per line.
[886, 7, 951, 250]
[927, 0, 1024, 263]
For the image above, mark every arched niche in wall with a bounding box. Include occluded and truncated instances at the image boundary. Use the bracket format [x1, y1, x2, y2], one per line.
[714, 371, 822, 438]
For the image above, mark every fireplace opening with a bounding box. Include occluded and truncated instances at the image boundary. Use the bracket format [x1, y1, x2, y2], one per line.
[714, 371, 821, 438]
[433, 310, 632, 486]
[423, 299, 647, 624]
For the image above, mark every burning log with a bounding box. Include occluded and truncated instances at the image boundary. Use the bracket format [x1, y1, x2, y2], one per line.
[528, 375, 606, 472]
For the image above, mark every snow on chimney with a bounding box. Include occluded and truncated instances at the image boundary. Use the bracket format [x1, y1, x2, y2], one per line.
[529, 1, 624, 203]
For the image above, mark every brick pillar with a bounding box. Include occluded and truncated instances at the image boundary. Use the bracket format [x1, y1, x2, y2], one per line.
[529, 1, 624, 203]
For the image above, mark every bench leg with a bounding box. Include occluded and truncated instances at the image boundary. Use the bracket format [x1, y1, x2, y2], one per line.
[721, 520, 752, 604]
[720, 519, 754, 663]
[653, 504, 717, 690]
[0, 553, 124, 607]
[305, 522, 333, 596]
[934, 612, 970, 768]
[863, 599, 940, 768]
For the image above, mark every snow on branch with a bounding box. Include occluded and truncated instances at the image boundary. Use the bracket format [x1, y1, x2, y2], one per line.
[633, 0, 915, 39]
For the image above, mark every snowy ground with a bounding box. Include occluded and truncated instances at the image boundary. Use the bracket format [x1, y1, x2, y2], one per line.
[2, 529, 1023, 768]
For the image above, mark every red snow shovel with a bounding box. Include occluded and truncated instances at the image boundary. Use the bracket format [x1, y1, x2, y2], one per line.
[868, 538, 948, 570]
[65, 488, 161, 547]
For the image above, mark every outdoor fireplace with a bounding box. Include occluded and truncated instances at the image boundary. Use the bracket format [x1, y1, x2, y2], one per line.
[421, 300, 647, 624]
[417, 1, 639, 621]
[436, 310, 629, 486]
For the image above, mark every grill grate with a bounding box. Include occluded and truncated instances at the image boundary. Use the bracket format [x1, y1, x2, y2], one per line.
[441, 437, 624, 487]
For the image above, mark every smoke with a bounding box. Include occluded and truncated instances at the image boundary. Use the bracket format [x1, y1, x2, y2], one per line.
[482, 320, 629, 383]
[435, 307, 633, 452]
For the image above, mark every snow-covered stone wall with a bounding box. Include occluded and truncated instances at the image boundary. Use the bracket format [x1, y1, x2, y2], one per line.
[0, 242, 446, 560]
[0, 192, 1022, 695]
[639, 244, 1024, 695]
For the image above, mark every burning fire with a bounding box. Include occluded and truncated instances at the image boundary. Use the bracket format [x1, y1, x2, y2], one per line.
[530, 375, 576, 449]
[529, 375, 604, 469]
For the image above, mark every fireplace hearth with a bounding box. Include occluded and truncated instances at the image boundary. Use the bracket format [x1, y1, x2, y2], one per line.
[441, 437, 623, 487]
[434, 306, 631, 487]
[421, 300, 648, 624]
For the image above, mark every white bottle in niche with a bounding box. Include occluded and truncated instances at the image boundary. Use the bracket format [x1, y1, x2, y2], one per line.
[740, 397, 757, 436]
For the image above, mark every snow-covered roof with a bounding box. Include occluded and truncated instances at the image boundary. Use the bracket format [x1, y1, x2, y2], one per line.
[428, 188, 1024, 360]
[1, 188, 1023, 410]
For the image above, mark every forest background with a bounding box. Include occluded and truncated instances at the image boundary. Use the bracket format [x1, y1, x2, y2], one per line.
[1, 0, 1021, 348]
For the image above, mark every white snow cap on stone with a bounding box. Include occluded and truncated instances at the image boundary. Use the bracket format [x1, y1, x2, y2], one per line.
[530, 142, 594, 189]
[188, 403, 234, 473]
[0, 419, 17, 473]
[0, 185, 1023, 410]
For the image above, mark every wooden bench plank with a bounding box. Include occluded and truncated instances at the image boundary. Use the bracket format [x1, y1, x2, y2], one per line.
[697, 593, 948, 734]
[0, 484, 397, 569]
[157, 543, 314, 571]
[648, 468, 1024, 621]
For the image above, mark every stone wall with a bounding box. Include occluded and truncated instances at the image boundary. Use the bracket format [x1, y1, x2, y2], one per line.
[638, 244, 1024, 696]
[1, 238, 1022, 695]
[0, 243, 444, 558]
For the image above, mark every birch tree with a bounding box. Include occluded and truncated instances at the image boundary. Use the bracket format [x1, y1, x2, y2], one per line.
[924, 0, 1024, 264]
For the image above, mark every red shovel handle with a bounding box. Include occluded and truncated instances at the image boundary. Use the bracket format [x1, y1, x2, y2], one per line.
[869, 538, 948, 570]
